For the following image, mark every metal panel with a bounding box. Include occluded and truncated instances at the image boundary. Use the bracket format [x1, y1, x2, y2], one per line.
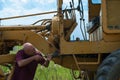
[102, 0, 120, 33]
[60, 37, 120, 54]
[2, 31, 56, 54]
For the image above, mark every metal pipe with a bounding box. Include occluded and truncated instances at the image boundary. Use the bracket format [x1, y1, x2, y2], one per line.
[0, 11, 57, 20]
[0, 25, 46, 31]
[0, 8, 77, 21]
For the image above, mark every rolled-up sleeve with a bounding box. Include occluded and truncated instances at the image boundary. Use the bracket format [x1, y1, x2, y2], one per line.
[36, 53, 45, 65]
[16, 51, 23, 62]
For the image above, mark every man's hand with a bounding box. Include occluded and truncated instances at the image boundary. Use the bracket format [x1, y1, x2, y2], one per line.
[43, 54, 52, 67]
[46, 54, 52, 61]
[34, 55, 43, 61]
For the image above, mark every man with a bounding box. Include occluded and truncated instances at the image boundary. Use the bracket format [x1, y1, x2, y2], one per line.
[12, 43, 52, 80]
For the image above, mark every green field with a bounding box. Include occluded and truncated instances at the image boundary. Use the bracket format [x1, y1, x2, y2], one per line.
[34, 61, 74, 80]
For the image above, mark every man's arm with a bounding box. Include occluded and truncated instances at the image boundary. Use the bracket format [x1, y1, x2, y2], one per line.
[17, 55, 42, 67]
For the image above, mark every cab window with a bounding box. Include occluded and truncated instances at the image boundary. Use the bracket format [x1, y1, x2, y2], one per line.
[92, 0, 101, 4]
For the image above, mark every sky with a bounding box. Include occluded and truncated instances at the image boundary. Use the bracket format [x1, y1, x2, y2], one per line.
[0, 0, 88, 40]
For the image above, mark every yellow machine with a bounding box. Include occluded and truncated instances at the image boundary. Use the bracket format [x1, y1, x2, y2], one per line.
[0, 0, 120, 80]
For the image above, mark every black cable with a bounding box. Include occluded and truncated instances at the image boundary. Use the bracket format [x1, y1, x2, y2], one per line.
[0, 19, 1, 26]
[78, 0, 88, 40]
[80, 18, 86, 40]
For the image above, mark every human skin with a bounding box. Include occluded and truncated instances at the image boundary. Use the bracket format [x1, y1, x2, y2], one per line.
[17, 43, 52, 67]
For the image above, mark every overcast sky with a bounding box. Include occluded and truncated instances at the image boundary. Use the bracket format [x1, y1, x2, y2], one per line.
[0, 0, 88, 40]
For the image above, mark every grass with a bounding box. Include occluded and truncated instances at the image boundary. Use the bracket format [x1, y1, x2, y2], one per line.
[34, 61, 74, 80]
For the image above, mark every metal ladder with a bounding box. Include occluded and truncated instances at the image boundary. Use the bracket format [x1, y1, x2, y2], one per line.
[72, 54, 101, 80]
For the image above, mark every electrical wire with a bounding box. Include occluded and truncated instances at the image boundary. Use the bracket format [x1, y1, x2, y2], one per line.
[78, 0, 87, 40]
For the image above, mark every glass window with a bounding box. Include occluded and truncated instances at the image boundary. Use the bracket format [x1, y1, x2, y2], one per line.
[92, 0, 101, 4]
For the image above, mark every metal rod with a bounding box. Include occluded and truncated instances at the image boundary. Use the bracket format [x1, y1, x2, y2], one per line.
[80, 19, 85, 40]
[0, 25, 46, 31]
[72, 54, 81, 71]
[0, 11, 57, 20]
[83, 19, 87, 40]
[0, 8, 77, 21]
